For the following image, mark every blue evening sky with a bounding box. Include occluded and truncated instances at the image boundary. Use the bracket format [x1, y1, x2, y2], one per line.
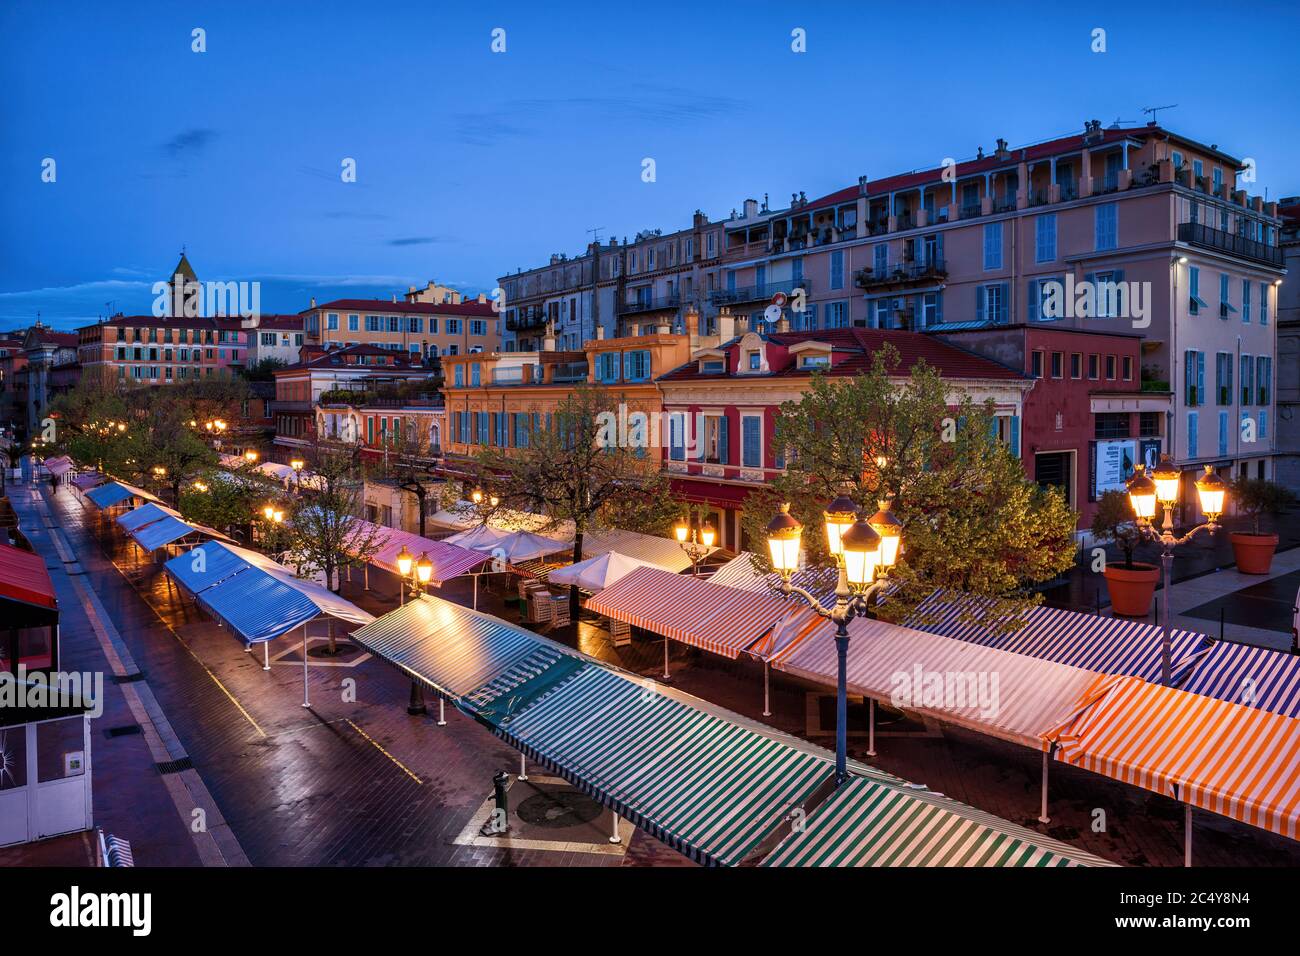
[3, 0, 1298, 329]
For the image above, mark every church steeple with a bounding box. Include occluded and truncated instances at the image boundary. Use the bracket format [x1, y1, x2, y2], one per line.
[167, 248, 200, 318]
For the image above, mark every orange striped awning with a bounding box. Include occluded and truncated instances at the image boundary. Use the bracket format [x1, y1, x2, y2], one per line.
[1046, 676, 1300, 840]
[584, 565, 790, 658]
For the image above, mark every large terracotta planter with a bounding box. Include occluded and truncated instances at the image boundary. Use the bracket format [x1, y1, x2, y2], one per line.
[1230, 532, 1279, 575]
[1103, 563, 1160, 617]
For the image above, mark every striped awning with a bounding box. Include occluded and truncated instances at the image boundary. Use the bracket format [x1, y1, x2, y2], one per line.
[349, 596, 575, 707]
[777, 615, 1110, 751]
[85, 481, 162, 508]
[907, 591, 1209, 683]
[707, 552, 838, 603]
[582, 529, 711, 575]
[164, 541, 279, 597]
[43, 456, 74, 476]
[1178, 640, 1300, 719]
[345, 519, 489, 584]
[495, 665, 831, 866]
[1047, 676, 1300, 840]
[762, 777, 1112, 867]
[116, 502, 182, 533]
[585, 565, 790, 658]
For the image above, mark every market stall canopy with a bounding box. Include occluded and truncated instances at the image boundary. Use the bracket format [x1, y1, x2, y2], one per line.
[763, 776, 1114, 867]
[43, 456, 74, 477]
[581, 528, 714, 575]
[548, 551, 660, 592]
[342, 518, 488, 584]
[71, 473, 106, 491]
[585, 565, 790, 659]
[427, 501, 571, 536]
[484, 530, 572, 563]
[708, 551, 837, 602]
[1177, 639, 1300, 719]
[115, 502, 182, 533]
[84, 480, 162, 509]
[442, 524, 512, 551]
[163, 542, 372, 644]
[129, 515, 234, 553]
[1045, 675, 1300, 841]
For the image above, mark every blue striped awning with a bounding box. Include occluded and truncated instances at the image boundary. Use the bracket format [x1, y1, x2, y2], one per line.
[349, 596, 577, 710]
[85, 481, 161, 509]
[129, 515, 230, 553]
[762, 777, 1113, 867]
[164, 542, 280, 597]
[116, 502, 181, 533]
[906, 591, 1209, 682]
[494, 665, 831, 867]
[1178, 640, 1300, 719]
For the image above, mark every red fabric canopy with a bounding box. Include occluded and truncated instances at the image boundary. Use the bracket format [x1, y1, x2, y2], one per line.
[0, 542, 57, 610]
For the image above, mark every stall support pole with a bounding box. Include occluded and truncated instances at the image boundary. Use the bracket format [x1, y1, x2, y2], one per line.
[1038, 749, 1051, 824]
[263, 642, 270, 672]
[437, 697, 446, 726]
[301, 624, 311, 708]
[1184, 804, 1193, 867]
[867, 698, 877, 757]
[663, 635, 670, 680]
[762, 661, 771, 717]
[518, 753, 528, 781]
[609, 812, 621, 845]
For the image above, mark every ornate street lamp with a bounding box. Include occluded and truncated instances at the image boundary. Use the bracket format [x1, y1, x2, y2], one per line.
[470, 487, 484, 506]
[415, 552, 434, 593]
[1125, 454, 1227, 683]
[244, 449, 259, 464]
[766, 495, 904, 787]
[673, 515, 715, 577]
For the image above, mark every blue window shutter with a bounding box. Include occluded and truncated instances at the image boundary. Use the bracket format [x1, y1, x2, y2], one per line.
[998, 283, 1009, 322]
[1027, 280, 1038, 322]
[1187, 412, 1198, 458]
[718, 415, 730, 464]
[976, 286, 986, 323]
[1010, 415, 1021, 457]
[1197, 352, 1205, 404]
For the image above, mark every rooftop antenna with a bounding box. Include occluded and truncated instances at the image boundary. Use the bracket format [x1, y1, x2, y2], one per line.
[1110, 116, 1137, 128]
[586, 226, 604, 245]
[1142, 104, 1178, 124]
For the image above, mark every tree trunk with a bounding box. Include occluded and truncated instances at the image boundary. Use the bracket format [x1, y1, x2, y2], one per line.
[569, 529, 584, 621]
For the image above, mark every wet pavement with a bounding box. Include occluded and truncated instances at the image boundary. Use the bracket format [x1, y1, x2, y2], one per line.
[5, 478, 1299, 868]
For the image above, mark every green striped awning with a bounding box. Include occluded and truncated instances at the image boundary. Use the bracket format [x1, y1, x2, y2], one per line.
[763, 777, 1113, 867]
[495, 665, 831, 867]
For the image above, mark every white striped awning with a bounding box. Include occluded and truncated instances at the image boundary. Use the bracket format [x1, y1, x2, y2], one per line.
[116, 502, 182, 533]
[776, 615, 1110, 751]
[585, 565, 790, 658]
[707, 552, 838, 603]
[1178, 639, 1300, 719]
[495, 665, 831, 866]
[763, 777, 1114, 867]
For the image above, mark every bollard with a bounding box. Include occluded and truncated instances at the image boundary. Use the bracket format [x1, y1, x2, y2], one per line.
[479, 770, 511, 836]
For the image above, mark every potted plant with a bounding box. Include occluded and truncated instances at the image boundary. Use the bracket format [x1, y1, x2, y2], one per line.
[1091, 489, 1160, 616]
[1228, 478, 1295, 574]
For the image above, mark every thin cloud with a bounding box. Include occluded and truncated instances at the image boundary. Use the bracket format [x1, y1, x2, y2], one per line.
[161, 128, 218, 159]
[386, 236, 448, 247]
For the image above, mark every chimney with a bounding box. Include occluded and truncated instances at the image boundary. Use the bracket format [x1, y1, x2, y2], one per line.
[477, 293, 487, 304]
[392, 294, 398, 303]
[743, 198, 759, 219]
[684, 305, 700, 340]
[995, 138, 1010, 160]
[735, 313, 750, 335]
[310, 297, 317, 309]
[542, 321, 557, 351]
[717, 305, 735, 342]
[775, 311, 790, 333]
[595, 325, 605, 340]
[409, 286, 416, 293]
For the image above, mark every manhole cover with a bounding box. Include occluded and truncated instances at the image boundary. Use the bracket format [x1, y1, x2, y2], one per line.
[516, 789, 604, 829]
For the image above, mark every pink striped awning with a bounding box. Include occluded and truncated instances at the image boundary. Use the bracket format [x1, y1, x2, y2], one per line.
[349, 519, 489, 585]
[585, 565, 791, 658]
[71, 472, 105, 490]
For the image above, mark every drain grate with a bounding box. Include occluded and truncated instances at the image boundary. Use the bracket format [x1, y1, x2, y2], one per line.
[113, 671, 146, 684]
[156, 756, 193, 775]
[104, 724, 143, 739]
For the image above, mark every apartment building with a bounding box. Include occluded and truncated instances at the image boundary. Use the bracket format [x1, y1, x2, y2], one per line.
[1275, 199, 1300, 492]
[498, 212, 729, 353]
[301, 296, 500, 359]
[245, 315, 307, 366]
[656, 321, 1031, 551]
[76, 315, 253, 388]
[270, 344, 434, 460]
[439, 315, 697, 468]
[13, 326, 80, 436]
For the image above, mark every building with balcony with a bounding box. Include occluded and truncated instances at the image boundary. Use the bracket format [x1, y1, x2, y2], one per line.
[301, 296, 500, 359]
[270, 344, 435, 459]
[77, 315, 253, 389]
[656, 321, 1032, 551]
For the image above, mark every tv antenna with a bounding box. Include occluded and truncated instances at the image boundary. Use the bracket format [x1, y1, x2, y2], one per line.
[587, 226, 605, 244]
[1142, 104, 1178, 124]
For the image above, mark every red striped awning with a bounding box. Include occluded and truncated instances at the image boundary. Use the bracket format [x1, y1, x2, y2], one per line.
[0, 542, 57, 611]
[584, 565, 789, 658]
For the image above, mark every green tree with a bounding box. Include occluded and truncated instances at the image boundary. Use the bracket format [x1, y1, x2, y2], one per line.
[177, 465, 278, 542]
[474, 383, 679, 620]
[241, 358, 288, 382]
[1090, 490, 1145, 568]
[741, 345, 1078, 627]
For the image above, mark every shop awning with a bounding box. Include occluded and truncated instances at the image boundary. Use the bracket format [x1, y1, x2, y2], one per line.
[0, 541, 57, 612]
[349, 595, 576, 708]
[164, 542, 372, 644]
[581, 528, 712, 575]
[495, 664, 830, 866]
[342, 519, 489, 584]
[129, 515, 233, 553]
[1047, 675, 1300, 840]
[763, 777, 1113, 867]
[1178, 640, 1300, 719]
[585, 565, 791, 658]
[777, 615, 1110, 751]
[906, 590, 1209, 683]
[443, 525, 511, 550]
[71, 472, 106, 491]
[43, 456, 74, 476]
[485, 530, 572, 563]
[428, 502, 569, 536]
[708, 552, 838, 603]
[115, 502, 182, 533]
[84, 481, 162, 509]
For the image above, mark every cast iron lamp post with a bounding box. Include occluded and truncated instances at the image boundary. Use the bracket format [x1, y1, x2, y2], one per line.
[766, 494, 903, 787]
[1125, 455, 1227, 684]
[672, 516, 716, 577]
